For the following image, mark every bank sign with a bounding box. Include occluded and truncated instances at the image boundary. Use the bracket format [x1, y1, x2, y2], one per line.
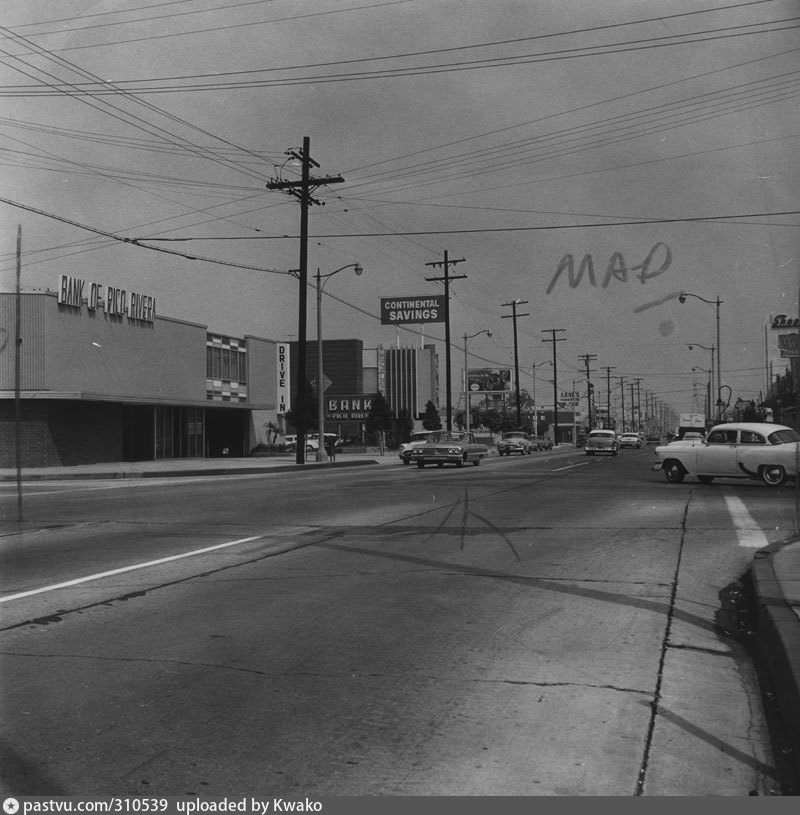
[381, 295, 445, 325]
[326, 395, 378, 421]
[57, 274, 156, 323]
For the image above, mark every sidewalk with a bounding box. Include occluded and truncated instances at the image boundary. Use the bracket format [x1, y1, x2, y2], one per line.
[2, 448, 798, 782]
[0, 450, 395, 481]
[750, 537, 800, 781]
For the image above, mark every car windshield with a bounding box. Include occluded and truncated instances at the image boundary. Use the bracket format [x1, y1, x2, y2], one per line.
[503, 432, 525, 438]
[767, 428, 800, 444]
[589, 431, 614, 438]
[409, 433, 432, 442]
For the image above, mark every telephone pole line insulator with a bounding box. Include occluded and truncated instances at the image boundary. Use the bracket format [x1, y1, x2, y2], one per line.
[502, 299, 530, 429]
[542, 329, 567, 444]
[578, 353, 598, 430]
[425, 250, 467, 431]
[266, 137, 344, 464]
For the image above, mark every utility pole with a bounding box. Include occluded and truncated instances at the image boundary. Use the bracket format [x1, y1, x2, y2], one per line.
[267, 137, 343, 464]
[634, 378, 643, 434]
[425, 251, 466, 431]
[542, 329, 566, 444]
[619, 377, 626, 433]
[630, 382, 636, 433]
[502, 299, 529, 429]
[578, 353, 597, 431]
[603, 366, 616, 430]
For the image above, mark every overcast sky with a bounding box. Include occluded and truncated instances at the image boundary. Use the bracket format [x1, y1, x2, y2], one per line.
[1, 0, 798, 417]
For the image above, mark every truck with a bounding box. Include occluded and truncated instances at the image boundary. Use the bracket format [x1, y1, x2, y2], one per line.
[677, 413, 706, 440]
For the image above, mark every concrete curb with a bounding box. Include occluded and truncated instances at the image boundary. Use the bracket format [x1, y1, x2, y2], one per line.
[751, 540, 800, 781]
[0, 459, 381, 481]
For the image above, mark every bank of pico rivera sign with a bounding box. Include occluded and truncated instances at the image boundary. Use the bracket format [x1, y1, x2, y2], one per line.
[57, 274, 156, 323]
[380, 295, 446, 326]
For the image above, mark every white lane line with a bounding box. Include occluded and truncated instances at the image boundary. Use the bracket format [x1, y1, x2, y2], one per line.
[553, 461, 592, 471]
[724, 495, 769, 549]
[0, 534, 264, 604]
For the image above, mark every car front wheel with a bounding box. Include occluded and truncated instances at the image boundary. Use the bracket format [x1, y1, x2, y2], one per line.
[663, 459, 686, 484]
[760, 464, 787, 487]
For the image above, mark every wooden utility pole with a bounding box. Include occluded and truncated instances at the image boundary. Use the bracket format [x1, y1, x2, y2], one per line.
[541, 329, 566, 443]
[267, 138, 343, 463]
[425, 251, 466, 431]
[603, 366, 616, 430]
[502, 299, 529, 429]
[578, 353, 597, 430]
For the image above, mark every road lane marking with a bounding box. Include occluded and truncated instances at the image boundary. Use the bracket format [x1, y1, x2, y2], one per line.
[0, 534, 265, 603]
[724, 495, 769, 549]
[553, 461, 592, 471]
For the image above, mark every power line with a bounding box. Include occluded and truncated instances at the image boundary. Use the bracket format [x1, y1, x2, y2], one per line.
[134, 209, 800, 241]
[0, 194, 285, 273]
[4, 19, 798, 94]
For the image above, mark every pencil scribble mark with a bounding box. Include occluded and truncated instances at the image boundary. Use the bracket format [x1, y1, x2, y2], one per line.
[423, 486, 523, 565]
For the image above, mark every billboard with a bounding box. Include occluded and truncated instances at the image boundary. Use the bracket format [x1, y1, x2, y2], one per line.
[381, 295, 446, 325]
[467, 368, 512, 393]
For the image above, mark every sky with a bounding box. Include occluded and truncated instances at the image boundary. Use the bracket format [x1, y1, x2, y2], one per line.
[1, 0, 798, 421]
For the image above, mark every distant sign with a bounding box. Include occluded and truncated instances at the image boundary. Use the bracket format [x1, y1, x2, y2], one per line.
[381, 295, 446, 325]
[778, 332, 799, 358]
[467, 368, 512, 393]
[277, 343, 291, 414]
[326, 394, 377, 420]
[772, 314, 800, 330]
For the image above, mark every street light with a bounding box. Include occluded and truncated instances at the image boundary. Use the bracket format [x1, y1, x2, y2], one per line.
[688, 342, 715, 422]
[680, 292, 722, 420]
[463, 329, 492, 434]
[316, 263, 363, 462]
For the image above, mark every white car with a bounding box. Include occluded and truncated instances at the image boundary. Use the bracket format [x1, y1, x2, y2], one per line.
[399, 430, 437, 464]
[652, 422, 800, 486]
[497, 431, 533, 456]
[618, 433, 642, 449]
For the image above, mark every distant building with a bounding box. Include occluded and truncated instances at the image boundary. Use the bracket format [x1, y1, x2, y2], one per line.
[286, 341, 439, 440]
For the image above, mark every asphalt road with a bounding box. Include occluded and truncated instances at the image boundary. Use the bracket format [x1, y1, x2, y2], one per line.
[1, 447, 797, 796]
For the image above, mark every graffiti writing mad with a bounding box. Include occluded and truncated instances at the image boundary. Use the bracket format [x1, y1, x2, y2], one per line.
[546, 242, 672, 294]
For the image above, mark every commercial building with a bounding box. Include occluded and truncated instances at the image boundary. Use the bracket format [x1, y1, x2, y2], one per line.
[286, 341, 439, 440]
[0, 287, 279, 467]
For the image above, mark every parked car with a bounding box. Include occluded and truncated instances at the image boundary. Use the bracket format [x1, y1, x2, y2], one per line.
[531, 435, 553, 450]
[584, 429, 619, 456]
[619, 432, 642, 449]
[646, 435, 661, 445]
[409, 431, 489, 469]
[575, 433, 588, 448]
[284, 434, 318, 452]
[652, 422, 800, 486]
[497, 431, 532, 456]
[399, 430, 438, 464]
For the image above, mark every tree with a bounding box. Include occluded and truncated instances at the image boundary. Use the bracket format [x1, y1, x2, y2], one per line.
[422, 400, 442, 430]
[285, 381, 317, 433]
[365, 391, 394, 444]
[393, 409, 415, 446]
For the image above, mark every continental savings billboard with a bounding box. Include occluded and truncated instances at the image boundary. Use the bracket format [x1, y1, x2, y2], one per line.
[381, 295, 446, 325]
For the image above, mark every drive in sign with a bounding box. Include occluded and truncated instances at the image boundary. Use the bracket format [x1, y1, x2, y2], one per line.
[381, 295, 445, 325]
